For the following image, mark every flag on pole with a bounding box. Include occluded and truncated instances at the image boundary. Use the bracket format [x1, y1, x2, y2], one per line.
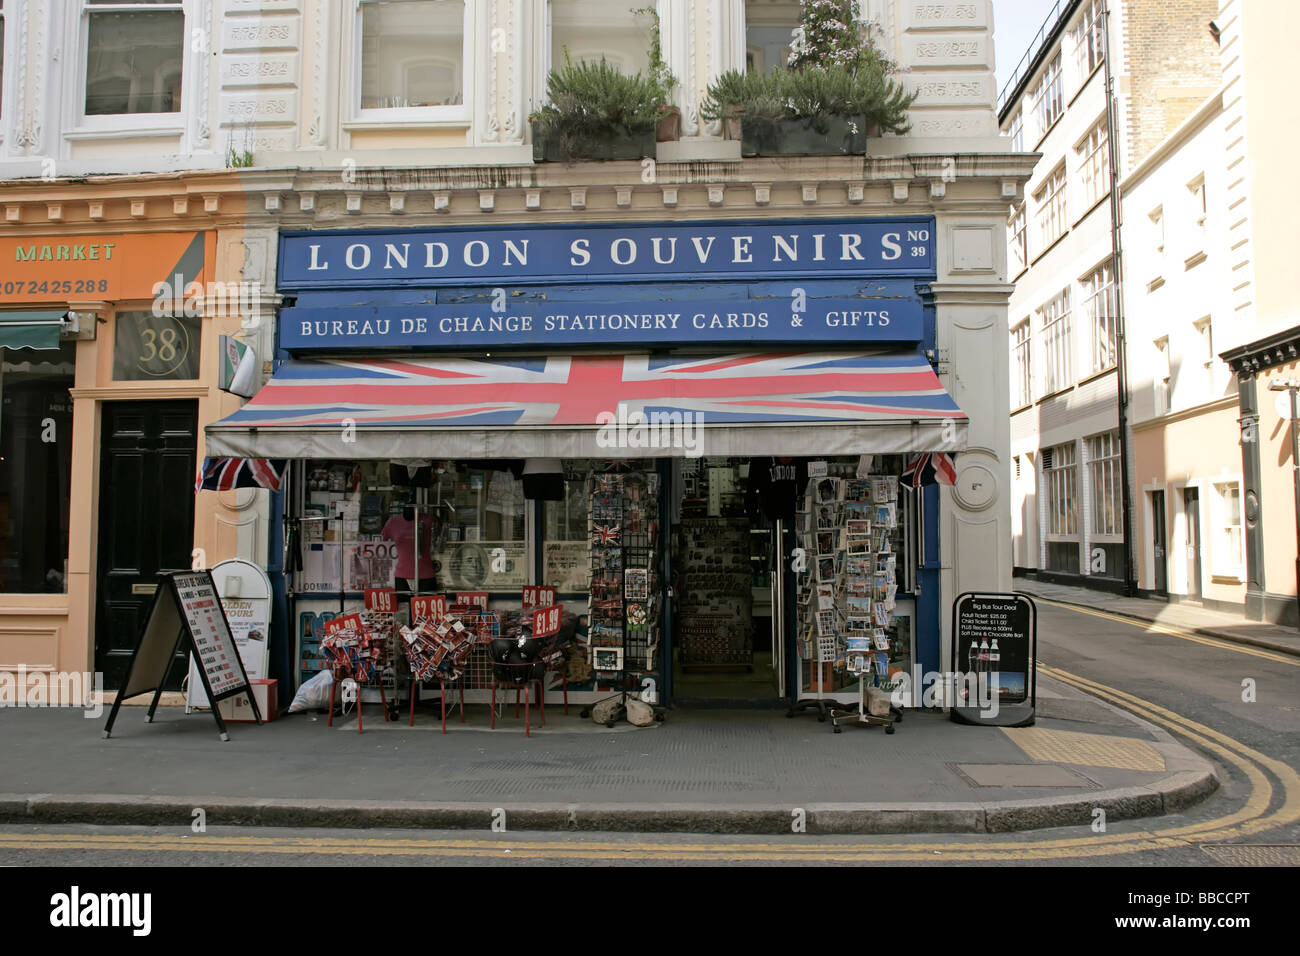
[899, 452, 957, 489]
[196, 457, 286, 492]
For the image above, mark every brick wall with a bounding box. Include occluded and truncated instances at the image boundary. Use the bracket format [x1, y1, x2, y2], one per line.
[1123, 0, 1220, 166]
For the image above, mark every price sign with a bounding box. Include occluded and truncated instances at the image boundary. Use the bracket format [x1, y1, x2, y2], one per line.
[410, 594, 447, 621]
[364, 588, 396, 613]
[531, 605, 562, 638]
[522, 585, 556, 611]
[323, 613, 364, 635]
[455, 592, 489, 612]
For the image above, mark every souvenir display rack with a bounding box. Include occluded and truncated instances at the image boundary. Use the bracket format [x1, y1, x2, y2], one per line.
[582, 467, 665, 725]
[789, 459, 906, 733]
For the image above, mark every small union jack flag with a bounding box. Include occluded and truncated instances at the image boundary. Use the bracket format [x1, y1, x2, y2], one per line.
[195, 457, 286, 492]
[592, 524, 622, 546]
[899, 452, 957, 489]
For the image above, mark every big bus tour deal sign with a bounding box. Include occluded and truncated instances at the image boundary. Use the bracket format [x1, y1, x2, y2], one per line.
[949, 592, 1036, 728]
[104, 570, 262, 742]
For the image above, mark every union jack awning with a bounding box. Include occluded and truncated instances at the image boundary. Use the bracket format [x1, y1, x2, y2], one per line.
[204, 351, 968, 460]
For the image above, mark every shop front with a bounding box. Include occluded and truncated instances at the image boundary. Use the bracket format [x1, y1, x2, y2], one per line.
[0, 173, 260, 702]
[206, 218, 967, 708]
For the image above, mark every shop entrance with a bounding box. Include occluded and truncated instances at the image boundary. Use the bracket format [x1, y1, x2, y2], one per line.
[95, 400, 197, 689]
[671, 459, 789, 704]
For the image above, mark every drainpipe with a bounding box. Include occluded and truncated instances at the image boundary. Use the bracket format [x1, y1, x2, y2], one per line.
[1101, 0, 1138, 596]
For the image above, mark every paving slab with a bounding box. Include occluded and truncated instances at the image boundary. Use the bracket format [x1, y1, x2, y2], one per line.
[0, 671, 1218, 834]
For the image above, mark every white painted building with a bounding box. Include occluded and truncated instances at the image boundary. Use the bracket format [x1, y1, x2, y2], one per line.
[0, 1, 1037, 701]
[999, 0, 1220, 591]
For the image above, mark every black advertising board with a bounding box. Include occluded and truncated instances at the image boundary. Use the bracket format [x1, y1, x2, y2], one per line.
[950, 592, 1036, 727]
[104, 570, 262, 741]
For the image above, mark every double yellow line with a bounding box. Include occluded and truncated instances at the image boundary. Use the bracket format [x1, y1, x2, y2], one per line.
[1, 662, 1295, 862]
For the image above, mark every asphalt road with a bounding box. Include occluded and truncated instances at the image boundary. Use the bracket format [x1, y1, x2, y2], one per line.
[1, 601, 1296, 867]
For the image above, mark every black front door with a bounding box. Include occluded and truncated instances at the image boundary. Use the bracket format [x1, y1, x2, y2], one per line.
[1184, 487, 1202, 599]
[1151, 491, 1167, 594]
[95, 400, 198, 689]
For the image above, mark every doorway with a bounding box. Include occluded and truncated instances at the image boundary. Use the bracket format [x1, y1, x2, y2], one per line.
[95, 400, 198, 689]
[670, 459, 784, 704]
[1183, 487, 1203, 600]
[1151, 490, 1167, 595]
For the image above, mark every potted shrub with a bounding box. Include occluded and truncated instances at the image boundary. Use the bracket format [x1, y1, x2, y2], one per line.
[634, 6, 680, 142]
[701, 0, 916, 157]
[531, 54, 661, 162]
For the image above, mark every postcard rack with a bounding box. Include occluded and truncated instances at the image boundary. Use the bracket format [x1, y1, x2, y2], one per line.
[789, 463, 905, 735]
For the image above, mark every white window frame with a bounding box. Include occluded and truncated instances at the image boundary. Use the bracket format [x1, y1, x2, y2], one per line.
[1188, 173, 1207, 229]
[1194, 316, 1213, 369]
[1076, 116, 1110, 210]
[1035, 163, 1068, 250]
[346, 0, 473, 129]
[1072, 0, 1105, 83]
[1044, 442, 1078, 537]
[1212, 480, 1244, 576]
[1039, 288, 1073, 394]
[1008, 108, 1023, 152]
[1082, 261, 1116, 374]
[1154, 336, 1171, 414]
[1150, 205, 1164, 254]
[0, 0, 9, 134]
[1086, 431, 1121, 536]
[1031, 52, 1063, 139]
[65, 0, 189, 138]
[1011, 319, 1032, 408]
[1009, 201, 1027, 276]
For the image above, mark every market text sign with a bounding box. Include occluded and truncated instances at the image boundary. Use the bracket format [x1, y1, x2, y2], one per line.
[0, 232, 212, 304]
[279, 218, 936, 287]
[279, 296, 923, 350]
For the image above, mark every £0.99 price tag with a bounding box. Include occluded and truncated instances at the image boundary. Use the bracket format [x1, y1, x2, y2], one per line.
[364, 588, 396, 613]
[531, 605, 562, 638]
[410, 594, 447, 621]
[522, 585, 556, 611]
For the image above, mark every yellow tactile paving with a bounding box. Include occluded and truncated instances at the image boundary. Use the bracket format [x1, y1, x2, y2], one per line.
[1002, 726, 1167, 772]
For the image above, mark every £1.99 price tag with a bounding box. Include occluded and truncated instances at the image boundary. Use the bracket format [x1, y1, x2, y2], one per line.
[531, 605, 562, 638]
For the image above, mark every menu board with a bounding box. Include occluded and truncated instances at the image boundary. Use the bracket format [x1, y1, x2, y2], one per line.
[173, 571, 246, 698]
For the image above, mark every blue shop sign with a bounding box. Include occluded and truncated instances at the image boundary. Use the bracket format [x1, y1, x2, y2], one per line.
[280, 295, 923, 351]
[278, 217, 936, 288]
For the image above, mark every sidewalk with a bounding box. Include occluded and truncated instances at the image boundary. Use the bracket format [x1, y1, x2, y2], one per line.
[0, 671, 1216, 835]
[1014, 575, 1300, 658]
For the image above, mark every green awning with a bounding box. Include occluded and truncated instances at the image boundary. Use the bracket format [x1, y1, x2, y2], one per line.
[0, 311, 65, 351]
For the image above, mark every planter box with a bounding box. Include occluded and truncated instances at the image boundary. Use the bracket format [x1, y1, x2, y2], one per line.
[740, 114, 868, 157]
[531, 121, 656, 163]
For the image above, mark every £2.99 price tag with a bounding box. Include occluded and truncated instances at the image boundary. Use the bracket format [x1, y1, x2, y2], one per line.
[410, 594, 447, 621]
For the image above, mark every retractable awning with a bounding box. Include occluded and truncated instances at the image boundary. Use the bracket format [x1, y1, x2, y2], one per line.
[204, 351, 968, 460]
[0, 310, 64, 351]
